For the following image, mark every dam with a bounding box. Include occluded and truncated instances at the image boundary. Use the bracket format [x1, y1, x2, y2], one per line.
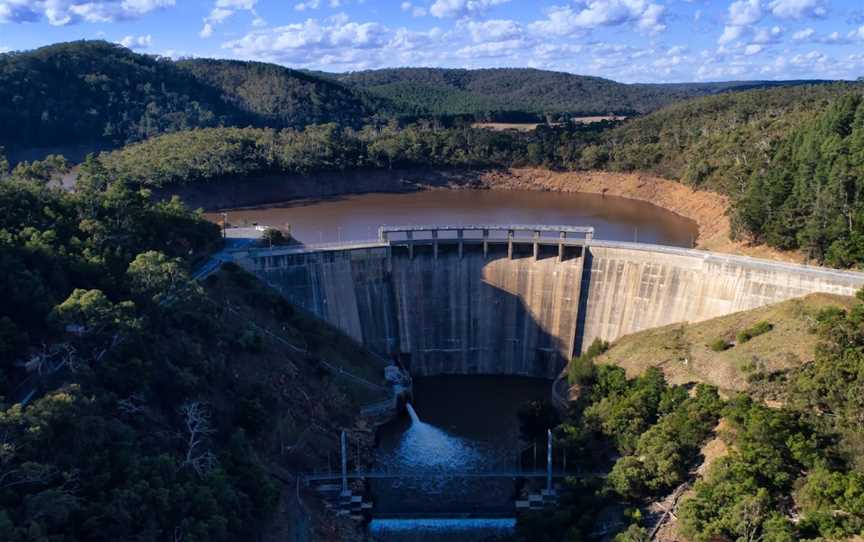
[230, 225, 864, 379]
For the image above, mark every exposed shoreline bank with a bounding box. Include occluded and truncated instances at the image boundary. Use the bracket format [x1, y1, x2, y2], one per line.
[157, 167, 801, 262]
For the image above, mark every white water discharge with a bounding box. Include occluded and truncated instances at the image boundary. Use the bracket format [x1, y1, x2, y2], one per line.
[398, 404, 481, 471]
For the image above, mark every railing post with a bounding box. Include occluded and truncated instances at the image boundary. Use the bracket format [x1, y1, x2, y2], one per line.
[407, 230, 414, 260]
[558, 231, 566, 263]
[483, 229, 489, 259]
[508, 229, 514, 260]
[458, 229, 463, 259]
[432, 230, 438, 260]
[533, 231, 540, 260]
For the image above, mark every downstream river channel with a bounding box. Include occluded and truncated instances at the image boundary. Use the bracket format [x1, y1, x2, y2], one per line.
[206, 188, 697, 540]
[206, 189, 698, 247]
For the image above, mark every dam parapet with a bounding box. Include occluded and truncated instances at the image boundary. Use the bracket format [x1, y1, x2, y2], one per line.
[228, 226, 864, 378]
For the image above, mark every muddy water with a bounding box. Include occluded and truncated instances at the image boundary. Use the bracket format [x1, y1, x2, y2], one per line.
[205, 189, 698, 247]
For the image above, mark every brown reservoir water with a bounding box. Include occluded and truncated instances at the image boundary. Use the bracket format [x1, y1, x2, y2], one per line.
[205, 189, 698, 247]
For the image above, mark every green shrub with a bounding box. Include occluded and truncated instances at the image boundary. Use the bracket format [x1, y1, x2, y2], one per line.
[708, 338, 732, 352]
[568, 338, 609, 385]
[737, 321, 773, 343]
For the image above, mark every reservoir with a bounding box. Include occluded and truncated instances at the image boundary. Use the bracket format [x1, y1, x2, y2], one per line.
[206, 189, 698, 247]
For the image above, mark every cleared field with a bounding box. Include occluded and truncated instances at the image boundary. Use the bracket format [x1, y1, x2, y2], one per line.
[472, 116, 626, 131]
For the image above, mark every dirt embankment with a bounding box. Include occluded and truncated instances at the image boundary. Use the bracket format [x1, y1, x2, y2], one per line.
[470, 168, 803, 262]
[160, 166, 802, 262]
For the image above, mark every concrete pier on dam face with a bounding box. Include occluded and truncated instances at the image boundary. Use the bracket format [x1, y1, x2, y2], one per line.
[244, 244, 584, 379]
[234, 236, 864, 379]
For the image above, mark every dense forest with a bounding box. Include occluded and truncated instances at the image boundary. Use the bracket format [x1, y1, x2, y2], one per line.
[329, 67, 828, 119]
[0, 154, 386, 540]
[0, 41, 833, 151]
[0, 41, 373, 150]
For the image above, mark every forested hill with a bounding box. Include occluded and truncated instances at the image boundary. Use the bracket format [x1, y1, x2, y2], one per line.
[175, 58, 381, 128]
[1, 41, 838, 151]
[0, 41, 373, 150]
[327, 67, 833, 118]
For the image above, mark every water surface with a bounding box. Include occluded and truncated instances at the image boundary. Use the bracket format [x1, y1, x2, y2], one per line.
[206, 189, 697, 247]
[372, 376, 551, 517]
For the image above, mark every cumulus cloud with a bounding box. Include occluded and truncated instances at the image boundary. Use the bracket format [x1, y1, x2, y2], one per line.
[118, 33, 152, 49]
[464, 19, 522, 43]
[429, 0, 510, 19]
[718, 0, 763, 45]
[222, 15, 393, 66]
[792, 27, 815, 40]
[768, 0, 827, 20]
[400, 1, 426, 17]
[530, 0, 667, 37]
[295, 0, 319, 11]
[0, 0, 174, 25]
[200, 0, 260, 39]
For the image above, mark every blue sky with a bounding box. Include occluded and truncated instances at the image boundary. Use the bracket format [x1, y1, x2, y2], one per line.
[1, 0, 864, 83]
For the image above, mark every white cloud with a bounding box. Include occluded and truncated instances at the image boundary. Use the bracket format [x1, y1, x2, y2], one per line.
[464, 19, 522, 43]
[751, 25, 781, 44]
[744, 43, 762, 55]
[222, 15, 392, 67]
[718, 0, 763, 45]
[456, 38, 526, 58]
[530, 0, 667, 36]
[118, 33, 152, 49]
[792, 27, 814, 40]
[728, 0, 762, 26]
[0, 0, 174, 25]
[429, 0, 510, 19]
[295, 0, 319, 11]
[768, 0, 827, 20]
[200, 0, 260, 39]
[400, 1, 427, 17]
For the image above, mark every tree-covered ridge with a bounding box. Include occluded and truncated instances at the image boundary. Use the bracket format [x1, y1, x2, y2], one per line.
[736, 94, 864, 265]
[0, 41, 232, 149]
[0, 160, 384, 540]
[595, 82, 860, 192]
[331, 67, 835, 119]
[174, 58, 377, 128]
[96, 123, 576, 187]
[3, 40, 837, 152]
[0, 41, 373, 150]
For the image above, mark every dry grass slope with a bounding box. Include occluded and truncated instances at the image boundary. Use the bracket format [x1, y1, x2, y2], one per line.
[593, 293, 858, 393]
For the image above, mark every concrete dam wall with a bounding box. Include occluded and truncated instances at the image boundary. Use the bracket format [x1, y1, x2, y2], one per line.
[236, 239, 864, 379]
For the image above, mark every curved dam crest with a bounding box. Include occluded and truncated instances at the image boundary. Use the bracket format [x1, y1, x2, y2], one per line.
[233, 232, 864, 379]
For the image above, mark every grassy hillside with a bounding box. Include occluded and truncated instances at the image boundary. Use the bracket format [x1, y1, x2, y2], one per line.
[593, 293, 858, 393]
